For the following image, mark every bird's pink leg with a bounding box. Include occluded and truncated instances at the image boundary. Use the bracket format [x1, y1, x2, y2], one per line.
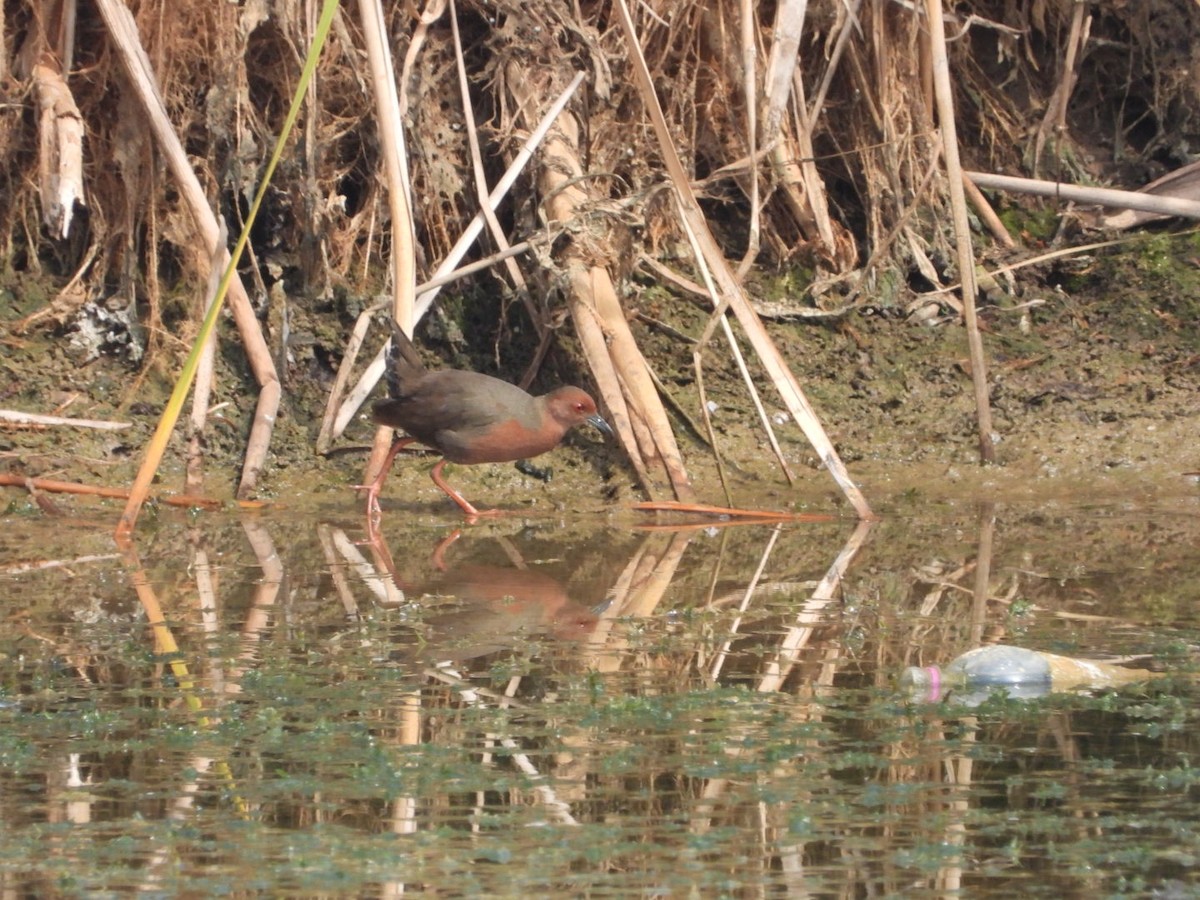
[430, 459, 503, 519]
[361, 437, 416, 519]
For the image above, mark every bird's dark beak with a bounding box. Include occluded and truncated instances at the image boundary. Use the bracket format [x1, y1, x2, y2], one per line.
[587, 413, 614, 437]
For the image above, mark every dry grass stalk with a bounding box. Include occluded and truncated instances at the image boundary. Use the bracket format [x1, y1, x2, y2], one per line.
[450, 0, 532, 320]
[0, 409, 130, 430]
[447, 0, 546, 388]
[834, 2, 952, 297]
[1032, 1, 1090, 177]
[736, 0, 760, 279]
[632, 500, 835, 522]
[925, 0, 994, 463]
[848, 159, 944, 306]
[691, 351, 731, 506]
[767, 0, 856, 268]
[681, 201, 796, 489]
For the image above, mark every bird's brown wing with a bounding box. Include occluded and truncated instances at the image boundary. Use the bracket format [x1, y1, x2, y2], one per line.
[409, 373, 553, 463]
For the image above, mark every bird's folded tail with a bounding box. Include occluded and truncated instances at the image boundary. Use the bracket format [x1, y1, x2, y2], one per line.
[385, 318, 427, 399]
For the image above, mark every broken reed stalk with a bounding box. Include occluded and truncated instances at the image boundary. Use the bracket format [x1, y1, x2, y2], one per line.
[966, 172, 1200, 220]
[571, 272, 658, 495]
[580, 261, 690, 500]
[186, 232, 226, 495]
[97, 0, 284, 514]
[31, 57, 84, 240]
[358, 0, 419, 492]
[736, 0, 760, 279]
[613, 0, 873, 520]
[924, 0, 995, 464]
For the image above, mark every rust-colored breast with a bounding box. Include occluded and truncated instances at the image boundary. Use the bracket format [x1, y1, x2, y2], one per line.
[437, 414, 566, 464]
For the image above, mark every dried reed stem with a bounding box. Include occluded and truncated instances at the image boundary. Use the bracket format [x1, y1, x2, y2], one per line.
[967, 171, 1200, 220]
[186, 231, 226, 494]
[925, 0, 995, 463]
[96, 0, 280, 499]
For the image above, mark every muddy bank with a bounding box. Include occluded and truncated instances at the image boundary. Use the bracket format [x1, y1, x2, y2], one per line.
[2, 241, 1199, 517]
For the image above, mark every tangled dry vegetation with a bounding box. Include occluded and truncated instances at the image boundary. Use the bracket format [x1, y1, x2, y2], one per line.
[2, 0, 1199, 512]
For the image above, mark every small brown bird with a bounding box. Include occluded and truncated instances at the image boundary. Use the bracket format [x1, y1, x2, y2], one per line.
[364, 319, 612, 518]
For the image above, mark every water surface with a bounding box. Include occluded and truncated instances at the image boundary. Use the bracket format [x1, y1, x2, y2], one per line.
[1, 491, 1197, 896]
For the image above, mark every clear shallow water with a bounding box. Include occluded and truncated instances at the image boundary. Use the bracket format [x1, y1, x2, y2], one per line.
[0, 493, 1198, 896]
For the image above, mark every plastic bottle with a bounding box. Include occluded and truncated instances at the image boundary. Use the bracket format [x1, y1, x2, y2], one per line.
[901, 644, 1158, 704]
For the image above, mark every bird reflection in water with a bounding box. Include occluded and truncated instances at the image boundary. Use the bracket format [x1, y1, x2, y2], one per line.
[364, 528, 600, 663]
